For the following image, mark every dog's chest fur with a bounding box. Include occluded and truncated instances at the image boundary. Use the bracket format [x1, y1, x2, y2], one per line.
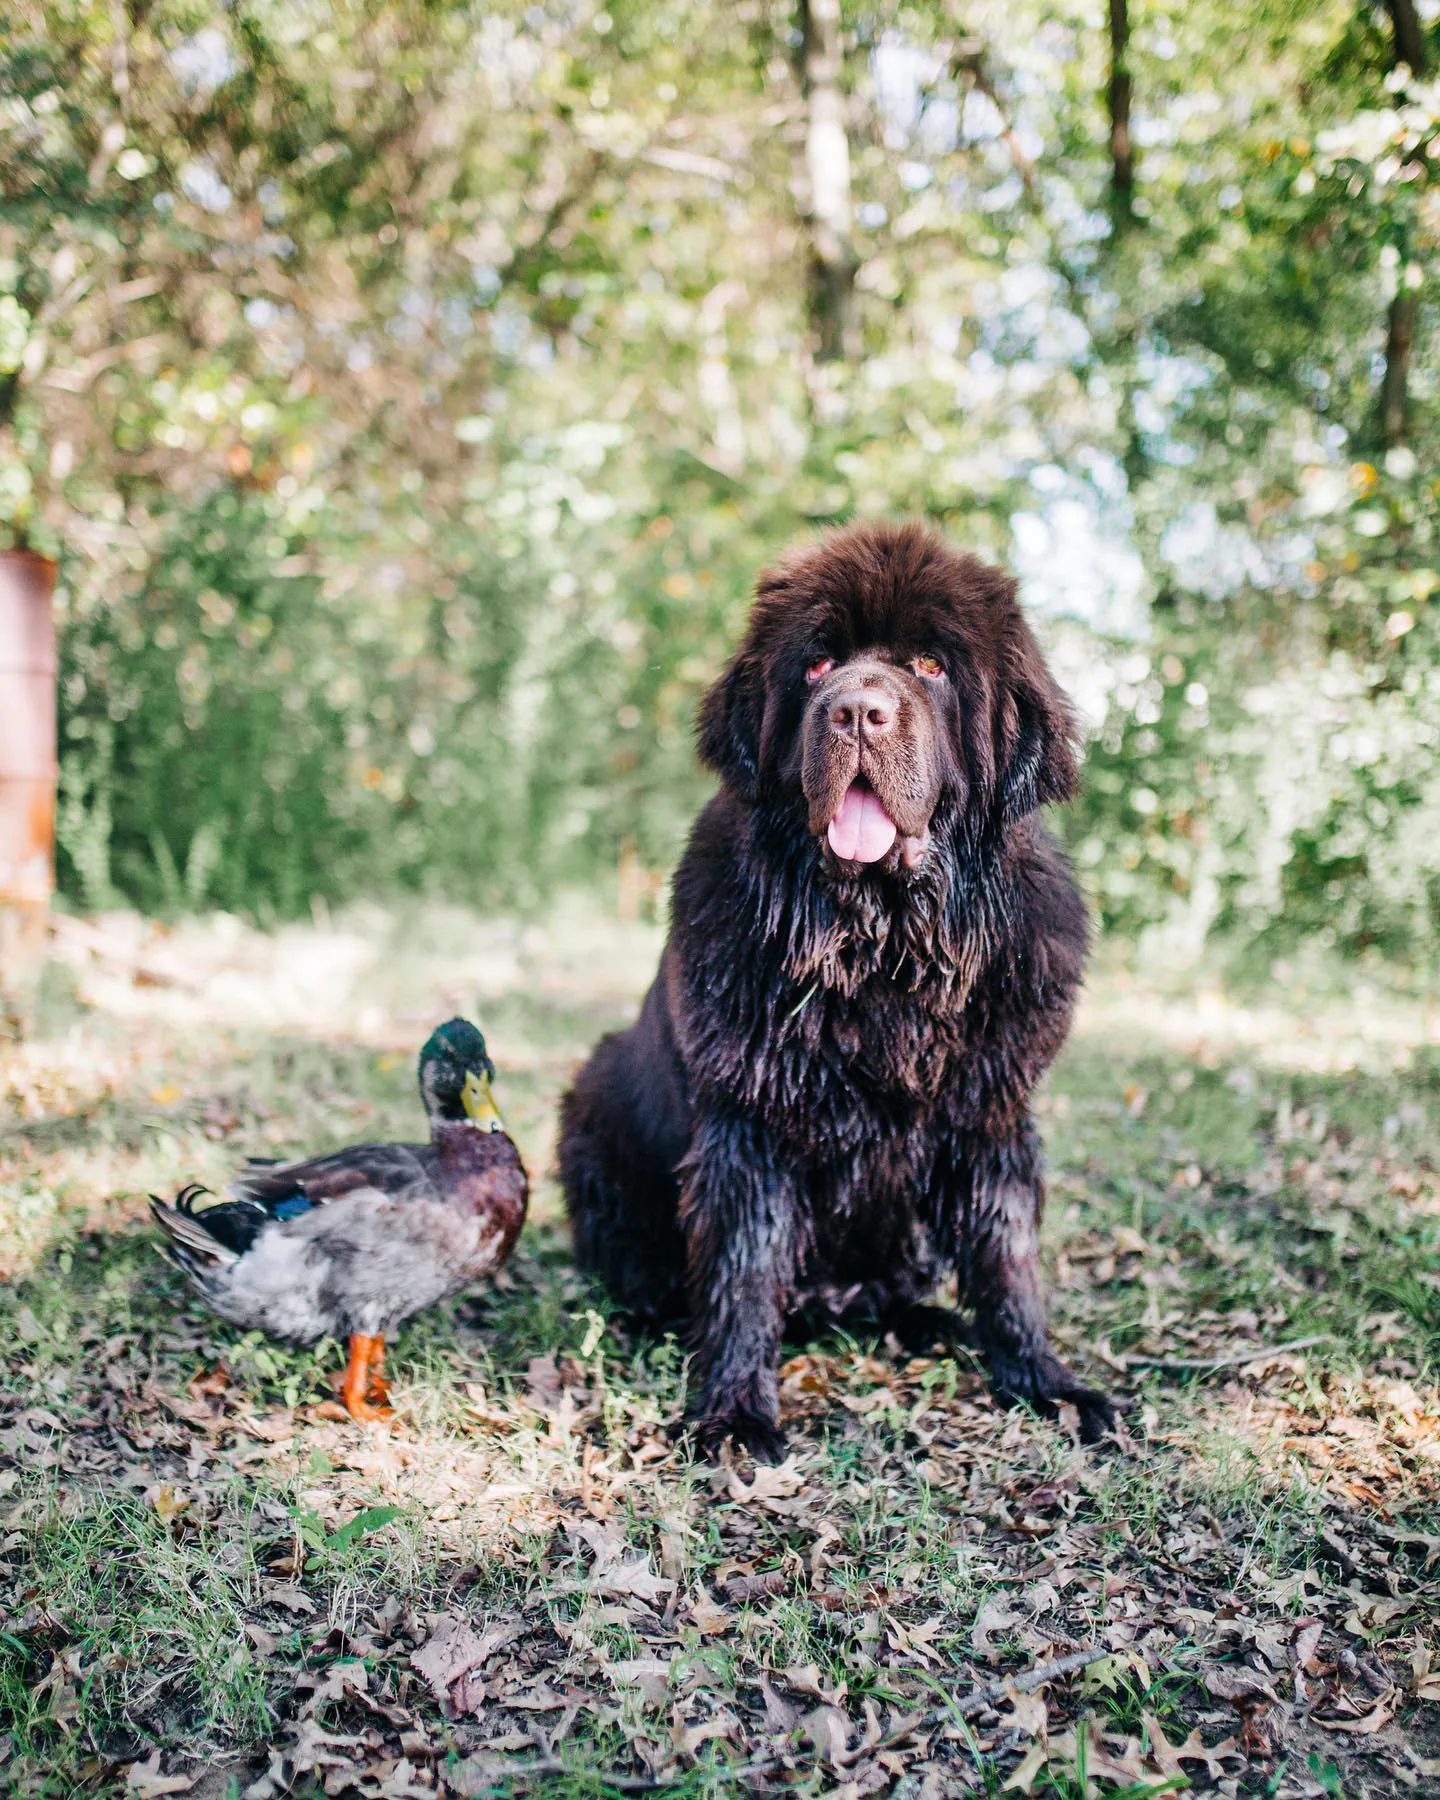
[696, 874, 996, 1152]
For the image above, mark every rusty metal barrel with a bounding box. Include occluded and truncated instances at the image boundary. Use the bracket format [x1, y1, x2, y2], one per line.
[0, 549, 58, 984]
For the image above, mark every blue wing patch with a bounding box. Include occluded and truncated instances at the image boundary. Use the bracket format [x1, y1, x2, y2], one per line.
[270, 1194, 314, 1222]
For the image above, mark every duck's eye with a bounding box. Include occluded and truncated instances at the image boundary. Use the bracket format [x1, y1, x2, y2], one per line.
[913, 654, 945, 679]
[805, 657, 835, 684]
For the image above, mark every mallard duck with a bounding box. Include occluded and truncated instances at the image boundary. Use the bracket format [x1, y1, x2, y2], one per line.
[151, 1019, 527, 1421]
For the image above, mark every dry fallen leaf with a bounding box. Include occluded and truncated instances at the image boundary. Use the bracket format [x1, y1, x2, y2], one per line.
[124, 1752, 194, 1798]
[997, 1685, 1049, 1741]
[672, 1710, 741, 1757]
[410, 1615, 519, 1718]
[568, 1518, 675, 1606]
[1167, 1724, 1243, 1781]
[688, 1595, 731, 1635]
[1204, 1664, 1280, 1708]
[1046, 1722, 1176, 1792]
[781, 1663, 846, 1705]
[1316, 1691, 1398, 1735]
[759, 1673, 799, 1733]
[146, 1483, 190, 1525]
[285, 1717, 368, 1780]
[886, 1613, 947, 1666]
[726, 1456, 807, 1506]
[1290, 1618, 1324, 1672]
[1344, 1593, 1409, 1635]
[971, 1596, 1022, 1662]
[1409, 1631, 1440, 1700]
[803, 1703, 853, 1768]
[607, 1657, 671, 1709]
[303, 1658, 369, 1719]
[1001, 1742, 1049, 1794]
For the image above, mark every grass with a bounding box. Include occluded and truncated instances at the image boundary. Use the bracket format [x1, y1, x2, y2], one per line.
[0, 900, 1437, 1798]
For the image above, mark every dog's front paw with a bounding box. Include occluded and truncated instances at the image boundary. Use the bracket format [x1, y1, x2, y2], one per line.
[688, 1403, 788, 1465]
[988, 1350, 1119, 1444]
[1064, 1383, 1119, 1444]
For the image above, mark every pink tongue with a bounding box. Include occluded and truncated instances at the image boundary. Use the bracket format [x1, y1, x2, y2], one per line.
[827, 784, 898, 863]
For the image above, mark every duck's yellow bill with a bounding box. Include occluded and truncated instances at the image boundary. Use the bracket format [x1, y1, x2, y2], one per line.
[461, 1068, 504, 1132]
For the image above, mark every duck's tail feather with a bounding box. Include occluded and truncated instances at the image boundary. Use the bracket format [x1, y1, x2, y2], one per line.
[149, 1196, 232, 1291]
[150, 1184, 272, 1274]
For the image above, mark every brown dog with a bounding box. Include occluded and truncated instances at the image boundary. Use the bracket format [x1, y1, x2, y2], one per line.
[560, 521, 1114, 1460]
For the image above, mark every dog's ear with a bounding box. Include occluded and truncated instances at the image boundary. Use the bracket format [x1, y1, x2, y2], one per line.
[995, 623, 1080, 822]
[697, 649, 765, 799]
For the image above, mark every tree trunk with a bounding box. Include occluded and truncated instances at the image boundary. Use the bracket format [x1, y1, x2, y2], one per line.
[1107, 0, 1134, 217]
[1388, 0, 1428, 74]
[1380, 2, 1428, 445]
[1381, 289, 1417, 447]
[796, 0, 858, 362]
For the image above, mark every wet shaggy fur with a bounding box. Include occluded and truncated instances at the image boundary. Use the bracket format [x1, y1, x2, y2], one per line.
[560, 521, 1115, 1460]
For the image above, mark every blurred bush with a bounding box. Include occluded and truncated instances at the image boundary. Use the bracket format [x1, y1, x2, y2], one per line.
[2, 0, 1437, 965]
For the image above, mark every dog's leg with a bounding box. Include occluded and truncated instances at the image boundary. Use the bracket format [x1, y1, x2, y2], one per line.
[679, 1108, 796, 1464]
[950, 1122, 1117, 1442]
[559, 1041, 689, 1325]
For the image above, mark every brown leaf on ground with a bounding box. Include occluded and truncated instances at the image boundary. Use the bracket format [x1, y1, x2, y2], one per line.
[1204, 1664, 1280, 1708]
[410, 1615, 519, 1718]
[1001, 1741, 1048, 1793]
[972, 1596, 1022, 1662]
[1164, 1723, 1244, 1780]
[606, 1657, 671, 1709]
[686, 1593, 730, 1635]
[725, 1456, 807, 1506]
[672, 1710, 741, 1757]
[1315, 1689, 1399, 1734]
[996, 1685, 1049, 1741]
[568, 1518, 675, 1606]
[759, 1673, 799, 1733]
[124, 1753, 194, 1798]
[1291, 1618, 1324, 1672]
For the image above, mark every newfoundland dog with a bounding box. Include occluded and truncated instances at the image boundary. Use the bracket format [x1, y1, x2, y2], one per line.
[559, 522, 1114, 1460]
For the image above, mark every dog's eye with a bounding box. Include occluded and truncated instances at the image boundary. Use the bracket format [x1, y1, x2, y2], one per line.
[913, 654, 945, 679]
[805, 658, 834, 683]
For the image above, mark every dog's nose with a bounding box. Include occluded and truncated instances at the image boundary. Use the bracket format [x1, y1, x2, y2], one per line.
[828, 685, 896, 741]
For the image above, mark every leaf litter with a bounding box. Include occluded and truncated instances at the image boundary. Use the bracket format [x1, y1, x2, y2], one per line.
[1, 911, 1438, 1796]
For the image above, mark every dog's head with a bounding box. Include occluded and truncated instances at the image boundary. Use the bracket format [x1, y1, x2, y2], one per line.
[698, 522, 1079, 873]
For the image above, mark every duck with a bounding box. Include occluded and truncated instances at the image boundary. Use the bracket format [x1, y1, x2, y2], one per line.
[150, 1019, 528, 1421]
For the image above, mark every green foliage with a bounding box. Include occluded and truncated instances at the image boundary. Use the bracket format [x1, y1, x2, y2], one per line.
[0, 0, 1436, 956]
[55, 486, 569, 911]
[290, 1501, 404, 1567]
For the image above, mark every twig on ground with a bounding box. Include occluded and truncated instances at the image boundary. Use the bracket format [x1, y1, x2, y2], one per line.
[879, 1645, 1112, 1744]
[461, 1759, 661, 1793]
[1121, 1335, 1332, 1374]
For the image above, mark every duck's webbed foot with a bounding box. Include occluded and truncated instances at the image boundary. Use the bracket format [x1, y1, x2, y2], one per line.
[342, 1333, 394, 1423]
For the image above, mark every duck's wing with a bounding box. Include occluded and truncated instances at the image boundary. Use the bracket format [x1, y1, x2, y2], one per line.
[229, 1142, 439, 1212]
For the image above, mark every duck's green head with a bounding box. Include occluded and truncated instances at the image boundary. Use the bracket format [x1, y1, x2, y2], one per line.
[419, 1018, 503, 1130]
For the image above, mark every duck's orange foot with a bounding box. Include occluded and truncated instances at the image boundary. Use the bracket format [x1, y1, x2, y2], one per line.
[346, 1394, 395, 1424]
[342, 1333, 395, 1424]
